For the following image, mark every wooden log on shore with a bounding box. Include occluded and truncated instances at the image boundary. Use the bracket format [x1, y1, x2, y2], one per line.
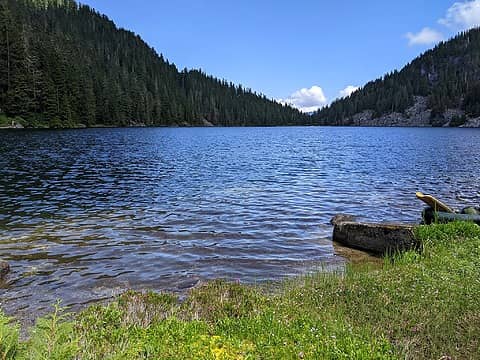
[331, 215, 419, 254]
[0, 260, 10, 280]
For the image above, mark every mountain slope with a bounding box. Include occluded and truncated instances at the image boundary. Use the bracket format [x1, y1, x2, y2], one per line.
[0, 0, 308, 128]
[313, 28, 480, 127]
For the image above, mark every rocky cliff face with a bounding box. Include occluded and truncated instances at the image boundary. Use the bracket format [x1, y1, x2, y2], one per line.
[462, 116, 480, 127]
[344, 97, 479, 127]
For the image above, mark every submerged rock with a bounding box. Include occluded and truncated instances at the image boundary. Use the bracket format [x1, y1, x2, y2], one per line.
[0, 260, 10, 280]
[462, 207, 480, 215]
[333, 243, 384, 264]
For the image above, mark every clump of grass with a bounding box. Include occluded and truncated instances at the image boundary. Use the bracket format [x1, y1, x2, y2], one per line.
[26, 302, 79, 360]
[117, 290, 179, 327]
[1, 222, 479, 359]
[180, 280, 269, 322]
[0, 312, 19, 360]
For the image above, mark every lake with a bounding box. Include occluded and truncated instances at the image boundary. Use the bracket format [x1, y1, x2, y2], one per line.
[0, 127, 479, 319]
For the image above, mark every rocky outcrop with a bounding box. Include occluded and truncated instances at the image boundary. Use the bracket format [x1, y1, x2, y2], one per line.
[347, 97, 431, 127]
[404, 96, 432, 125]
[0, 120, 24, 129]
[344, 96, 480, 127]
[202, 119, 215, 127]
[442, 108, 465, 127]
[461, 116, 480, 127]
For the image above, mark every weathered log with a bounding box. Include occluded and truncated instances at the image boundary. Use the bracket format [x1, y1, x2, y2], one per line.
[332, 215, 419, 254]
[0, 260, 10, 280]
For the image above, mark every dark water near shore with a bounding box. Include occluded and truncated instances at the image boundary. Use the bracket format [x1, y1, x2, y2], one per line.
[1, 127, 479, 319]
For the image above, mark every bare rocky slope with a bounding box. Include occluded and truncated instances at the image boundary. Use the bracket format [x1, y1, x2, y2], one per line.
[313, 28, 480, 127]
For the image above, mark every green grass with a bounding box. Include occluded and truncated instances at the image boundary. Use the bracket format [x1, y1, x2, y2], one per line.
[1, 222, 480, 359]
[0, 114, 13, 127]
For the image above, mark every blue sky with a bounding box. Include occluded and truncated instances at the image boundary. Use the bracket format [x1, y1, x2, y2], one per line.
[79, 0, 480, 111]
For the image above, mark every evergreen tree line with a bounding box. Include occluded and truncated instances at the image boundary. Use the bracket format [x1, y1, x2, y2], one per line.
[0, 0, 309, 128]
[313, 28, 480, 126]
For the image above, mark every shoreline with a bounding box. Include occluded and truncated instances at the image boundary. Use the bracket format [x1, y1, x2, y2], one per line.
[1, 244, 381, 331]
[1, 122, 480, 130]
[1, 222, 479, 359]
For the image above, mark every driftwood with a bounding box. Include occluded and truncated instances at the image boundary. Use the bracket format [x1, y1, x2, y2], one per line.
[331, 215, 419, 254]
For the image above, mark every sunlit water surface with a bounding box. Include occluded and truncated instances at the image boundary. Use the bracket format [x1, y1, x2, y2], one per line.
[0, 127, 479, 319]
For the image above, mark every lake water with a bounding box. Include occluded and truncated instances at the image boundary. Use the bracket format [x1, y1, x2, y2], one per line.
[1, 127, 479, 319]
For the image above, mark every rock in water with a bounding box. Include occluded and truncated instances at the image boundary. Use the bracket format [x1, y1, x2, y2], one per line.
[332, 215, 419, 254]
[0, 260, 10, 280]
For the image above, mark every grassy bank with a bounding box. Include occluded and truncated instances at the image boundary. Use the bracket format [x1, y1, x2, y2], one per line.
[1, 222, 479, 359]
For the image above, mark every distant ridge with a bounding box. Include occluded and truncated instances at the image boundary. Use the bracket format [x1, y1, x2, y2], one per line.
[313, 28, 480, 127]
[0, 0, 309, 128]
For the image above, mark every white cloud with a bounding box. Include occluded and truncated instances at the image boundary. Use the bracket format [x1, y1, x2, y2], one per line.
[339, 85, 359, 98]
[279, 85, 328, 113]
[405, 1, 480, 46]
[439, 0, 480, 30]
[405, 27, 445, 46]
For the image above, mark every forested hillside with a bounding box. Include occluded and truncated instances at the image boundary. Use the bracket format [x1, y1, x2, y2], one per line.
[313, 28, 480, 127]
[0, 0, 308, 128]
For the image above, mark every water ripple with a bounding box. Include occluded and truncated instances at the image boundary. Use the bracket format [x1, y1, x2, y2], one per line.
[0, 127, 479, 319]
